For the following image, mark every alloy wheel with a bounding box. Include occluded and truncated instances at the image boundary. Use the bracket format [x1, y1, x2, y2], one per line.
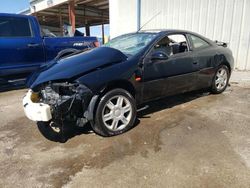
[215, 67, 228, 91]
[102, 95, 132, 131]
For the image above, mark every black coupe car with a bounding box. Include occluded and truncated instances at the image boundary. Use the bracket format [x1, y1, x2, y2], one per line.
[23, 29, 234, 139]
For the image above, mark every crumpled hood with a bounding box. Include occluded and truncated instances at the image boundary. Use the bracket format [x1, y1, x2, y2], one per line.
[27, 47, 127, 89]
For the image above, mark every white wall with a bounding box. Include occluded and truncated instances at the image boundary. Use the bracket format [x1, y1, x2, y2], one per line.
[110, 0, 250, 70]
[109, 0, 137, 38]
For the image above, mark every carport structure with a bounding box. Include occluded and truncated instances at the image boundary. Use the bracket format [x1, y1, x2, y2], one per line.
[29, 0, 109, 39]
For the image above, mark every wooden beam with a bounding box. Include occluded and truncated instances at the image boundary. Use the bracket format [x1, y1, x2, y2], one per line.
[92, 1, 108, 6]
[59, 8, 63, 36]
[76, 0, 93, 5]
[37, 11, 108, 20]
[68, 0, 76, 34]
[85, 24, 90, 36]
[98, 5, 109, 9]
[39, 7, 109, 18]
[102, 23, 104, 44]
[86, 0, 107, 6]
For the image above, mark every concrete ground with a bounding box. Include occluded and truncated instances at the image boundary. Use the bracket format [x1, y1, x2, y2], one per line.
[0, 71, 250, 188]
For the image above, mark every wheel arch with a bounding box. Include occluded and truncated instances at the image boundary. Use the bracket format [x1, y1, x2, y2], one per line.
[100, 79, 136, 98]
[221, 61, 231, 74]
[217, 51, 233, 75]
[86, 79, 136, 122]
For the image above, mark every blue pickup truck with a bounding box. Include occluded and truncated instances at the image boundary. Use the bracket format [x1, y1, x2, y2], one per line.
[0, 13, 99, 88]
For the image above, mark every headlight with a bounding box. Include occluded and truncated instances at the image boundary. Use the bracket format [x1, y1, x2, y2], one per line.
[39, 82, 93, 106]
[30, 91, 40, 103]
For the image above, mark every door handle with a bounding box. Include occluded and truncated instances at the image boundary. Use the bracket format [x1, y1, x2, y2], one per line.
[193, 61, 198, 65]
[28, 43, 40, 47]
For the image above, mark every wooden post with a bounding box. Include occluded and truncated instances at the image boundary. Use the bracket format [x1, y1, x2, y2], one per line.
[68, 0, 76, 34]
[85, 25, 90, 36]
[102, 24, 105, 44]
[59, 8, 63, 36]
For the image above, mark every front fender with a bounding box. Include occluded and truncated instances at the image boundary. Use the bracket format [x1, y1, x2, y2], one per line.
[84, 95, 99, 121]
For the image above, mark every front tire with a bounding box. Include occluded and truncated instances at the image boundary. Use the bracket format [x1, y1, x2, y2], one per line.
[37, 121, 66, 142]
[92, 89, 136, 137]
[211, 65, 230, 94]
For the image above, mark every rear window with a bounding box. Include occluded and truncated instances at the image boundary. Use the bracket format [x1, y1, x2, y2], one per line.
[190, 35, 210, 49]
[0, 16, 32, 37]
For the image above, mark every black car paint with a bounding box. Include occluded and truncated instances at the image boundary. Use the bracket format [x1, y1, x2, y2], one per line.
[27, 47, 127, 89]
[27, 30, 234, 122]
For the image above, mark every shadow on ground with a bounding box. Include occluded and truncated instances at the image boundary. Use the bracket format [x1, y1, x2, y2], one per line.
[137, 90, 209, 118]
[37, 121, 93, 143]
[38, 89, 210, 143]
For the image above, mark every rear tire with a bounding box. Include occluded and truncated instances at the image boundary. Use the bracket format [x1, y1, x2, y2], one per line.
[92, 88, 136, 137]
[211, 65, 229, 94]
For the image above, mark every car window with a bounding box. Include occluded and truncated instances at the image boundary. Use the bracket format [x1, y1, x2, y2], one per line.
[0, 16, 32, 37]
[104, 33, 157, 56]
[190, 35, 210, 49]
[153, 34, 189, 56]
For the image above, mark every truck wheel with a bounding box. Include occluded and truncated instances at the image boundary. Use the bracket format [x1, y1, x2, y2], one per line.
[211, 65, 229, 94]
[92, 89, 136, 137]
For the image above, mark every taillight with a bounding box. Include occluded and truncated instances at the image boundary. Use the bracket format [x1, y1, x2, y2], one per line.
[94, 41, 100, 47]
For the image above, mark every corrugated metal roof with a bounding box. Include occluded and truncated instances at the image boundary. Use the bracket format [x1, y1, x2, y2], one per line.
[21, 0, 109, 27]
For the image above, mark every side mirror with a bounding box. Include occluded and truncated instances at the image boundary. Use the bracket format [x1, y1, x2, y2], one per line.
[151, 51, 168, 61]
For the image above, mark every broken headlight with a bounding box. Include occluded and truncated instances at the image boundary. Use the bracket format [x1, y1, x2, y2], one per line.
[40, 82, 93, 119]
[41, 83, 73, 105]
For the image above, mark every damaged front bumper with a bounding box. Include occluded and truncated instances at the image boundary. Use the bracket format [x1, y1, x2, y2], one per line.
[23, 83, 95, 125]
[23, 90, 52, 122]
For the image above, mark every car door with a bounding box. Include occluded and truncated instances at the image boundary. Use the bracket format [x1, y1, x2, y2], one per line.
[0, 15, 44, 79]
[187, 34, 215, 89]
[142, 33, 199, 102]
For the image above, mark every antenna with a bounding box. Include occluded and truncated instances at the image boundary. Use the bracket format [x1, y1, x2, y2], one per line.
[137, 11, 161, 32]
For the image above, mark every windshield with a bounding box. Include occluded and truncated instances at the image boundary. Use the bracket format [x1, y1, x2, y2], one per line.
[104, 33, 157, 56]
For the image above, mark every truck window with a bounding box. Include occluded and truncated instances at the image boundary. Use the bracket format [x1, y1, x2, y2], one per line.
[0, 16, 32, 37]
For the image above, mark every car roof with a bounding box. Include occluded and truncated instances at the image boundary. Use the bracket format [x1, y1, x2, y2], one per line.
[139, 29, 215, 45]
[140, 29, 198, 35]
